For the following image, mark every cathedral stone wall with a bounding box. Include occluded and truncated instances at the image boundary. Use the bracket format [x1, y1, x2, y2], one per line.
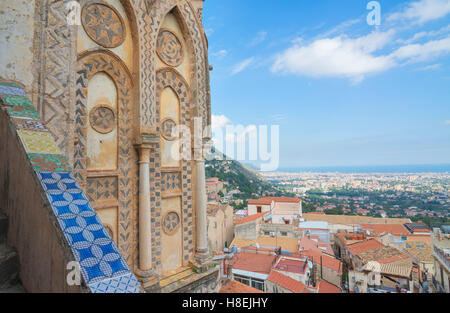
[0, 1, 36, 91]
[0, 0, 214, 292]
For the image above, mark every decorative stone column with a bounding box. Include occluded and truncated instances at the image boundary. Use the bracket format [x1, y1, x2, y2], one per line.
[194, 136, 210, 264]
[134, 136, 156, 284]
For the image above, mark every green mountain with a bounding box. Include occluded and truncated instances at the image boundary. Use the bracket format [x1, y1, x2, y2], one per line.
[205, 149, 294, 209]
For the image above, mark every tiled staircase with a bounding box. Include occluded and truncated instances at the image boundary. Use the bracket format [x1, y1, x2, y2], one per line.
[0, 212, 25, 293]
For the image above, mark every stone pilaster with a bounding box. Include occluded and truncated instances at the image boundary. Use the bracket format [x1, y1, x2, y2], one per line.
[134, 133, 159, 284]
[194, 135, 210, 264]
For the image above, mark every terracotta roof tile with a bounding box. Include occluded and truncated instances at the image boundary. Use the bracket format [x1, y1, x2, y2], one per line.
[219, 280, 264, 293]
[298, 250, 342, 273]
[347, 238, 384, 255]
[267, 270, 311, 293]
[248, 197, 301, 205]
[360, 224, 411, 236]
[231, 236, 299, 253]
[318, 280, 341, 293]
[303, 214, 411, 226]
[235, 212, 268, 225]
[230, 252, 277, 274]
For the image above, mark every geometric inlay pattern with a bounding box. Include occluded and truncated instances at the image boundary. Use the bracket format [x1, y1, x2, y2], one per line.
[1, 95, 39, 120]
[28, 153, 72, 172]
[81, 2, 126, 48]
[156, 30, 184, 67]
[88, 273, 141, 293]
[76, 52, 136, 265]
[162, 211, 181, 236]
[0, 80, 140, 293]
[89, 105, 116, 134]
[161, 171, 182, 195]
[155, 68, 194, 264]
[13, 118, 48, 132]
[86, 177, 118, 203]
[18, 130, 61, 154]
[37, 172, 131, 285]
[0, 85, 26, 97]
[161, 118, 177, 141]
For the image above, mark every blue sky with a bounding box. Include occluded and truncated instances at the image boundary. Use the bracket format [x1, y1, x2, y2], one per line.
[203, 0, 450, 168]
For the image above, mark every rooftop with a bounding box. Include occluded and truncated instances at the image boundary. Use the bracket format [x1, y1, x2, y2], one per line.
[231, 236, 299, 253]
[273, 256, 308, 274]
[297, 249, 342, 273]
[219, 279, 264, 293]
[248, 197, 302, 206]
[230, 252, 277, 274]
[303, 214, 411, 226]
[357, 246, 411, 265]
[267, 270, 311, 293]
[360, 224, 411, 236]
[347, 238, 384, 255]
[318, 280, 341, 293]
[235, 212, 268, 225]
[405, 241, 433, 262]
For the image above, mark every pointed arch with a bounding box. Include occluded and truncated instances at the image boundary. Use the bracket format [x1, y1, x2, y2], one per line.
[132, 0, 210, 132]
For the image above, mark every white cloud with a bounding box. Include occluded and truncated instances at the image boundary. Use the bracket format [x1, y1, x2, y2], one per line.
[388, 0, 450, 24]
[250, 31, 268, 46]
[231, 57, 255, 75]
[390, 36, 450, 63]
[271, 31, 396, 82]
[212, 114, 231, 130]
[398, 25, 450, 44]
[415, 63, 442, 70]
[211, 49, 228, 58]
[445, 120, 450, 125]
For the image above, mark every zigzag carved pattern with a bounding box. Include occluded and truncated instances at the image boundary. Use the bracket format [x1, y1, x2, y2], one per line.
[36, 0, 76, 162]
[75, 52, 136, 264]
[180, 2, 209, 128]
[155, 68, 193, 264]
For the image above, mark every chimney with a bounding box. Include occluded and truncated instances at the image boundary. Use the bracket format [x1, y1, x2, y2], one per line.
[190, 0, 205, 22]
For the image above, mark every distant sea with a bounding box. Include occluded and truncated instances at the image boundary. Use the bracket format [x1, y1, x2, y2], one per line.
[276, 164, 450, 174]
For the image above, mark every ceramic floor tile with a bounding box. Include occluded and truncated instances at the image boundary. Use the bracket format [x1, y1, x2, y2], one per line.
[28, 153, 72, 172]
[37, 172, 130, 284]
[13, 118, 48, 132]
[0, 85, 26, 97]
[88, 273, 141, 293]
[18, 130, 60, 154]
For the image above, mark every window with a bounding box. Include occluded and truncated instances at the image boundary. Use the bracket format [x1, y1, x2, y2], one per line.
[251, 279, 265, 291]
[257, 206, 262, 213]
[234, 275, 265, 292]
[234, 275, 250, 286]
[281, 232, 288, 237]
[264, 231, 270, 236]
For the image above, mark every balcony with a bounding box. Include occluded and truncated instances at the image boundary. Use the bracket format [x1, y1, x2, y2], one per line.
[433, 246, 450, 271]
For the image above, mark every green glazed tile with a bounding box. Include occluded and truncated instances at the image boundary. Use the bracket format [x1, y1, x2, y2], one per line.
[28, 153, 72, 172]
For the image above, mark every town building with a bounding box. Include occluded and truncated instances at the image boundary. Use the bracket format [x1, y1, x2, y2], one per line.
[247, 197, 302, 224]
[432, 228, 450, 293]
[207, 203, 234, 254]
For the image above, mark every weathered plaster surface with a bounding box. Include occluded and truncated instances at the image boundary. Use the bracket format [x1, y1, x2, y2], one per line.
[0, 1, 35, 89]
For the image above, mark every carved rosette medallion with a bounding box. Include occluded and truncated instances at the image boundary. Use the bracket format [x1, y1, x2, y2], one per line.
[162, 211, 181, 235]
[89, 105, 116, 134]
[156, 30, 184, 67]
[161, 118, 178, 141]
[81, 2, 126, 48]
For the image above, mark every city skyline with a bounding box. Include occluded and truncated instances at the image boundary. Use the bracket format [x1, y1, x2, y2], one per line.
[204, 0, 450, 168]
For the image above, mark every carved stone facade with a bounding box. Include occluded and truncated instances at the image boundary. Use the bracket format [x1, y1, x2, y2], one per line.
[1, 0, 215, 293]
